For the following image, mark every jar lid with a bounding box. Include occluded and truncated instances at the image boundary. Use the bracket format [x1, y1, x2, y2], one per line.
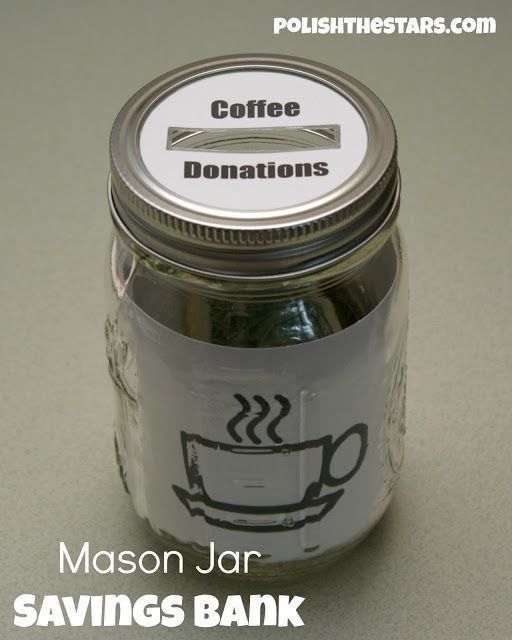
[109, 54, 399, 279]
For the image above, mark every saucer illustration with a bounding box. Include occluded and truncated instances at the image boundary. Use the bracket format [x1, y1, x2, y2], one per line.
[172, 394, 368, 532]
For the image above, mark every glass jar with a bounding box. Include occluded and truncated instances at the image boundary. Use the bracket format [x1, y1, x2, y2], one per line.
[106, 55, 408, 578]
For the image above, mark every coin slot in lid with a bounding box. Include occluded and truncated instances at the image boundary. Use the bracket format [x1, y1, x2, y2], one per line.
[166, 125, 340, 153]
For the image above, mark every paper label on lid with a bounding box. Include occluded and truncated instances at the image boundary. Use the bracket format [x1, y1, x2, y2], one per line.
[138, 70, 368, 216]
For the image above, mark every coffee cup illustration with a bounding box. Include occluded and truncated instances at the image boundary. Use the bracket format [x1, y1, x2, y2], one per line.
[173, 395, 368, 532]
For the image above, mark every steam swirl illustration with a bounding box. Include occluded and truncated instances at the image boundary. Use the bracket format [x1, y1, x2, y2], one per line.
[226, 394, 291, 444]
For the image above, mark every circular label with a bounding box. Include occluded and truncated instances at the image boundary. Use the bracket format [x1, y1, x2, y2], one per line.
[139, 70, 368, 218]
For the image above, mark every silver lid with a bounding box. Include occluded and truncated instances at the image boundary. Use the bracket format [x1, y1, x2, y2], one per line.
[109, 54, 399, 278]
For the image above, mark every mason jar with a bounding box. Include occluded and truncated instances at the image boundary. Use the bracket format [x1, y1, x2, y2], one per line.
[105, 54, 408, 578]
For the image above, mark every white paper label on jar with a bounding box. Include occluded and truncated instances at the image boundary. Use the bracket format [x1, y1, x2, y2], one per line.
[138, 70, 368, 216]
[111, 249, 407, 565]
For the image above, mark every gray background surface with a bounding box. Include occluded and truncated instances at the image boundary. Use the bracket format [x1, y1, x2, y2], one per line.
[1, 1, 511, 638]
